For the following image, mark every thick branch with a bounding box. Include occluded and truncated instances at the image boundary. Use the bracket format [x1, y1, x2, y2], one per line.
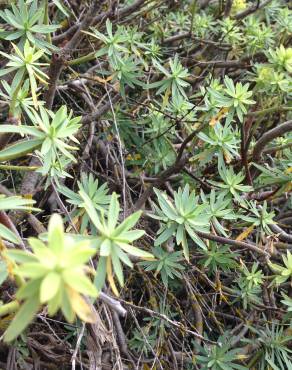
[270, 224, 292, 243]
[197, 231, 271, 257]
[252, 120, 292, 163]
[44, 53, 65, 109]
[234, 0, 271, 20]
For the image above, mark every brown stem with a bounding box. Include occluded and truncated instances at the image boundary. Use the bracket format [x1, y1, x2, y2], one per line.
[252, 120, 292, 163]
[0, 211, 25, 249]
[224, 0, 233, 17]
[234, 0, 270, 20]
[133, 155, 187, 211]
[269, 224, 292, 243]
[44, 53, 65, 110]
[197, 231, 271, 257]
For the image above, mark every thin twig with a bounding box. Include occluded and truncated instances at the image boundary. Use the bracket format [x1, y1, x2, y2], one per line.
[118, 299, 217, 345]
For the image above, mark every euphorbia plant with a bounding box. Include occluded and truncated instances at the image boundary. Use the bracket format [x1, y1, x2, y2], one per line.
[208, 76, 255, 123]
[3, 214, 97, 342]
[0, 0, 59, 52]
[0, 40, 48, 109]
[151, 185, 210, 260]
[80, 191, 153, 295]
[0, 105, 81, 174]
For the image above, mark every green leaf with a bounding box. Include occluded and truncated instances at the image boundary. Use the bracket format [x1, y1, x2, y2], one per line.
[0, 125, 43, 137]
[40, 271, 61, 303]
[112, 250, 124, 286]
[79, 189, 103, 230]
[52, 0, 70, 17]
[117, 242, 153, 258]
[63, 270, 97, 297]
[4, 294, 40, 342]
[0, 195, 36, 211]
[0, 261, 8, 286]
[61, 288, 75, 323]
[6, 249, 38, 264]
[100, 238, 112, 256]
[113, 210, 142, 236]
[108, 193, 119, 231]
[117, 230, 145, 242]
[17, 262, 48, 278]
[16, 279, 42, 300]
[65, 244, 95, 267]
[47, 288, 62, 316]
[0, 139, 43, 162]
[155, 224, 176, 246]
[0, 224, 20, 244]
[155, 190, 178, 220]
[94, 256, 107, 292]
[47, 214, 64, 255]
